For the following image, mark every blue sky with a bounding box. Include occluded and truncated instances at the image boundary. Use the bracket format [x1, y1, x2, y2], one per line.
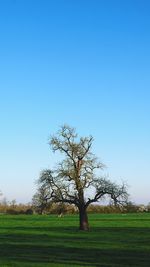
[0, 0, 150, 204]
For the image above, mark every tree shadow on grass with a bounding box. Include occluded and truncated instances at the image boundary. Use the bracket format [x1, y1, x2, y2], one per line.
[0, 227, 150, 266]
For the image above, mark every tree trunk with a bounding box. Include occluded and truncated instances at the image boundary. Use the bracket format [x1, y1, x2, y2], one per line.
[79, 206, 89, 231]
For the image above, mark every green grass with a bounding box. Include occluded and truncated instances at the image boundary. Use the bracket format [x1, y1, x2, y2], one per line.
[0, 213, 150, 266]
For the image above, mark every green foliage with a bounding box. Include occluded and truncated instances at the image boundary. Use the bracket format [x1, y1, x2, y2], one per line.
[0, 213, 150, 266]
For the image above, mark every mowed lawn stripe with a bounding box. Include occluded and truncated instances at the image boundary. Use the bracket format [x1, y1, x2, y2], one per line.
[0, 213, 150, 266]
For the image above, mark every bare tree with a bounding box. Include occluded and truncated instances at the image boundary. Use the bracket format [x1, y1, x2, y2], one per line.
[36, 125, 128, 230]
[32, 185, 51, 214]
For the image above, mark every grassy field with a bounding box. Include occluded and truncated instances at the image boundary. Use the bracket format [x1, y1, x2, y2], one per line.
[0, 213, 150, 267]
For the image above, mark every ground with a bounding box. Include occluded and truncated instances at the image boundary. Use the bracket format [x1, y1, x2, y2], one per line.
[0, 213, 150, 266]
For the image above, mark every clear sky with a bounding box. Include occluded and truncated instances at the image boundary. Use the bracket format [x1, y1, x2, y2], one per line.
[0, 0, 150, 204]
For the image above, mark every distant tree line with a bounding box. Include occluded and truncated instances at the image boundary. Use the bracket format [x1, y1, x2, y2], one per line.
[31, 201, 150, 215]
[0, 197, 150, 215]
[0, 198, 33, 215]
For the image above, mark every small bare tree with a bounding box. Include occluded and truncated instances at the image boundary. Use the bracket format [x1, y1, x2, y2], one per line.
[36, 125, 128, 230]
[32, 185, 50, 214]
